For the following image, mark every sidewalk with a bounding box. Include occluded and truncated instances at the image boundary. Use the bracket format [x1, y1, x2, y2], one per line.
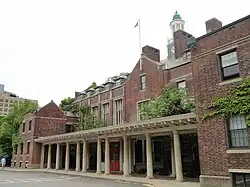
[2, 168, 200, 187]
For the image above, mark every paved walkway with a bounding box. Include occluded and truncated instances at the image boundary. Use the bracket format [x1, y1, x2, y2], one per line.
[2, 168, 200, 187]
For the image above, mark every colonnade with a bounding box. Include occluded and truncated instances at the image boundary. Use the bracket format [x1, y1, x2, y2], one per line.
[40, 131, 183, 181]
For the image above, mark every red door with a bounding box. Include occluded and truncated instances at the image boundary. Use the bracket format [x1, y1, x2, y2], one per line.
[110, 142, 120, 172]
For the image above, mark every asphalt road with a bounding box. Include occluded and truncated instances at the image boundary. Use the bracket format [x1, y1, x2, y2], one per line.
[0, 171, 146, 187]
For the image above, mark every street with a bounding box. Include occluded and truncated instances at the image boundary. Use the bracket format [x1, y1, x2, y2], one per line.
[0, 171, 146, 187]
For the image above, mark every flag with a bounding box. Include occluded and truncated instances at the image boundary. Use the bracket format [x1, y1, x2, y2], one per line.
[134, 19, 140, 28]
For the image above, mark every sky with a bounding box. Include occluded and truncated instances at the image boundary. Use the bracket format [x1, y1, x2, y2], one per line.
[0, 0, 249, 106]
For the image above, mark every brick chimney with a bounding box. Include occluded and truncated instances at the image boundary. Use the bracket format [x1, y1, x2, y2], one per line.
[142, 45, 160, 62]
[173, 30, 193, 59]
[205, 18, 222, 33]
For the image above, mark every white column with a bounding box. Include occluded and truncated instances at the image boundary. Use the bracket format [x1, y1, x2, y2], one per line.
[128, 138, 132, 174]
[82, 139, 87, 172]
[40, 144, 45, 169]
[65, 142, 70, 171]
[104, 137, 110, 175]
[47, 144, 52, 169]
[55, 143, 60, 170]
[170, 136, 176, 177]
[123, 136, 129, 176]
[96, 138, 102, 174]
[119, 140, 123, 172]
[146, 133, 153, 178]
[76, 141, 81, 172]
[173, 131, 183, 181]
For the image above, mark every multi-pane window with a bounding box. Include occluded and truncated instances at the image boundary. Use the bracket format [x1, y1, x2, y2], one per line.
[115, 99, 123, 125]
[92, 106, 98, 124]
[27, 142, 30, 154]
[140, 74, 146, 90]
[22, 123, 25, 133]
[28, 121, 32, 131]
[138, 100, 149, 121]
[20, 143, 23, 155]
[102, 103, 109, 126]
[233, 173, 250, 187]
[177, 80, 186, 89]
[220, 51, 240, 80]
[229, 115, 248, 148]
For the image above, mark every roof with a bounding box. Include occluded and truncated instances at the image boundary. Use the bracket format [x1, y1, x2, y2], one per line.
[65, 111, 76, 118]
[196, 14, 250, 41]
[173, 11, 182, 20]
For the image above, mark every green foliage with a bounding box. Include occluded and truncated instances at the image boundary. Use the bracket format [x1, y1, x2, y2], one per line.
[204, 78, 250, 126]
[0, 100, 38, 157]
[86, 82, 97, 90]
[59, 97, 75, 112]
[78, 105, 102, 130]
[139, 87, 195, 119]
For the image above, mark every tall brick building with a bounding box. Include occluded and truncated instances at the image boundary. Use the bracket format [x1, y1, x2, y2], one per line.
[12, 12, 250, 187]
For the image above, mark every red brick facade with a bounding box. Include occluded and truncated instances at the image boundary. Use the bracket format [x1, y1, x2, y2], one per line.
[192, 15, 250, 186]
[12, 101, 67, 168]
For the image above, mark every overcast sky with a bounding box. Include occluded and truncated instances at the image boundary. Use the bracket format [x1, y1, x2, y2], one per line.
[0, 0, 249, 106]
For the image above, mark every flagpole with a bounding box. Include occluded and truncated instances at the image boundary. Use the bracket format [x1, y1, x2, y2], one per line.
[138, 19, 142, 54]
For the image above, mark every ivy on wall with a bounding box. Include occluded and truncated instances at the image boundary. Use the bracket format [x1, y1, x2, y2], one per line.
[78, 105, 102, 130]
[203, 78, 250, 126]
[139, 87, 195, 119]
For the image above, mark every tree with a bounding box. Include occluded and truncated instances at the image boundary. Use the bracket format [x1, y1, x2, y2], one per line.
[139, 87, 195, 119]
[0, 100, 38, 157]
[59, 97, 75, 112]
[86, 82, 97, 90]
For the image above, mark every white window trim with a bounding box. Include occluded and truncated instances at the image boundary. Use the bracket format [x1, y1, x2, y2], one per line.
[137, 99, 150, 121]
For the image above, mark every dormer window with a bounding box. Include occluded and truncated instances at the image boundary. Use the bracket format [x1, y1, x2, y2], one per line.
[115, 79, 121, 86]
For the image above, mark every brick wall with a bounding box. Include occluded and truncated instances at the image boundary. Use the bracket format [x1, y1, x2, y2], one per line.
[124, 57, 164, 123]
[192, 15, 250, 177]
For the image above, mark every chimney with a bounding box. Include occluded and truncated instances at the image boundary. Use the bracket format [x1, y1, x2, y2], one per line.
[142, 46, 160, 62]
[205, 18, 222, 33]
[173, 30, 193, 59]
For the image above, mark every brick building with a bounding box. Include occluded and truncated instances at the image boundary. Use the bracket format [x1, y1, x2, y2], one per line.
[12, 101, 77, 168]
[192, 15, 250, 187]
[12, 12, 250, 187]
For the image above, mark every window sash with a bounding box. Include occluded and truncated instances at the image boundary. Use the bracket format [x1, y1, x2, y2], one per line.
[230, 129, 249, 147]
[234, 173, 250, 187]
[177, 81, 186, 89]
[222, 64, 239, 79]
[221, 51, 238, 68]
[140, 75, 146, 90]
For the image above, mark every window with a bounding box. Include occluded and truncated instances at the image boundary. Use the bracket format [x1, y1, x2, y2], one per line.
[177, 80, 186, 89]
[233, 173, 250, 187]
[28, 121, 32, 131]
[115, 99, 123, 125]
[102, 103, 109, 126]
[138, 100, 149, 121]
[92, 106, 98, 125]
[27, 142, 30, 154]
[115, 79, 121, 86]
[229, 115, 248, 148]
[22, 123, 25, 133]
[220, 51, 239, 80]
[140, 74, 146, 90]
[20, 143, 23, 155]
